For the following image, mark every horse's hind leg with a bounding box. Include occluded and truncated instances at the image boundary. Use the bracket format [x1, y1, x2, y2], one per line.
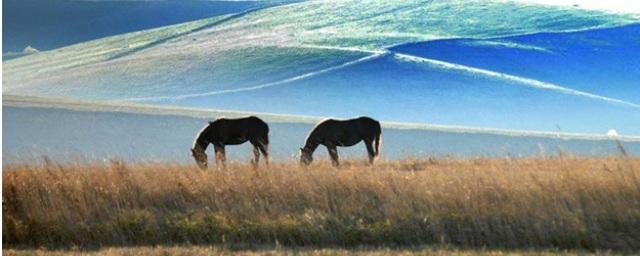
[365, 140, 376, 165]
[251, 145, 260, 169]
[251, 139, 269, 167]
[258, 144, 269, 166]
[328, 146, 339, 167]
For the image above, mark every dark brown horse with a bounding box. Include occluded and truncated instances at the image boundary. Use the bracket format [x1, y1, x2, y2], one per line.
[300, 116, 381, 166]
[191, 116, 269, 169]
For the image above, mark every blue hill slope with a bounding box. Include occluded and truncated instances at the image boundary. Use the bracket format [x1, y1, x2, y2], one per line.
[3, 0, 639, 134]
[391, 24, 640, 104]
[2, 0, 282, 53]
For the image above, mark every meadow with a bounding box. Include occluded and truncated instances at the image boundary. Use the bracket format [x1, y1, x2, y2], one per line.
[3, 156, 640, 253]
[1, 246, 623, 256]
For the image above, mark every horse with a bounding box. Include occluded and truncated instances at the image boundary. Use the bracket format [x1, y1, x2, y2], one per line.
[300, 116, 381, 166]
[191, 116, 269, 170]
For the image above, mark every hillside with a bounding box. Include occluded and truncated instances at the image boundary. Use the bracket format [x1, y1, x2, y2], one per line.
[4, 0, 640, 133]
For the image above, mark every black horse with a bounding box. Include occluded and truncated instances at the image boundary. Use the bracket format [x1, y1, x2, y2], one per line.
[191, 116, 269, 169]
[300, 116, 381, 166]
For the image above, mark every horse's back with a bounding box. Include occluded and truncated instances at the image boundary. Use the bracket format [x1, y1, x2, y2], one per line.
[318, 117, 379, 129]
[357, 116, 381, 136]
[213, 116, 266, 127]
[313, 117, 380, 138]
[211, 116, 269, 138]
[356, 116, 380, 127]
[245, 115, 268, 128]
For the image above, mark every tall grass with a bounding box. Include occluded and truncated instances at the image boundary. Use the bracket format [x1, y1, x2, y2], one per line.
[2, 245, 617, 256]
[3, 157, 640, 250]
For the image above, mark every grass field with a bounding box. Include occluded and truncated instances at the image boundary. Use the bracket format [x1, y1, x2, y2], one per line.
[2, 245, 621, 256]
[3, 156, 640, 252]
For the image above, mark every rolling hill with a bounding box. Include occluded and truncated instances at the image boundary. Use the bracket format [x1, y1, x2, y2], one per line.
[4, 0, 640, 134]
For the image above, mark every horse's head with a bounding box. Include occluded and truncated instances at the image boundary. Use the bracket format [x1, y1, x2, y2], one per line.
[299, 147, 313, 166]
[191, 146, 208, 170]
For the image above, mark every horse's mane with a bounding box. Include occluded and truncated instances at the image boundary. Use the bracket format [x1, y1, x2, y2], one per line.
[208, 116, 224, 124]
[303, 117, 334, 144]
[192, 123, 210, 149]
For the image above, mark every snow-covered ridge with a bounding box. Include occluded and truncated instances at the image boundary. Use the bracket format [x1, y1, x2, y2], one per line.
[5, 95, 639, 142]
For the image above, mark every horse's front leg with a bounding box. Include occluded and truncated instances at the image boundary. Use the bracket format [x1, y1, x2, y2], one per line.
[214, 145, 226, 170]
[327, 146, 339, 167]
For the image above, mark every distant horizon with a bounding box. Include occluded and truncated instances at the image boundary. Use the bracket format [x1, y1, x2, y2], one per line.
[5, 94, 639, 140]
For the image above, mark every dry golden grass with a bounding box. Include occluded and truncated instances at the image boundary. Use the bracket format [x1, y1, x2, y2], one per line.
[3, 157, 640, 251]
[2, 245, 619, 256]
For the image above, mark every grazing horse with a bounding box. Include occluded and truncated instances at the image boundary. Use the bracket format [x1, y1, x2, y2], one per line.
[300, 116, 381, 166]
[191, 116, 269, 170]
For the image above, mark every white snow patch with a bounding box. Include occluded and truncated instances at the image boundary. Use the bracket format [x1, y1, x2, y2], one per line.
[463, 40, 553, 53]
[23, 46, 40, 54]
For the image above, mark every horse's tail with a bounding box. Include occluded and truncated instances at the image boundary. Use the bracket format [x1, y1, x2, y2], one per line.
[374, 132, 382, 157]
[258, 135, 269, 152]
